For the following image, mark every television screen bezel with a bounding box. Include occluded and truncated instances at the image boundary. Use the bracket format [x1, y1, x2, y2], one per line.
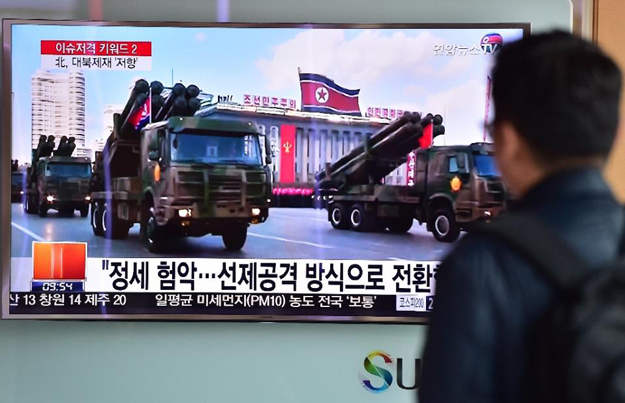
[1, 19, 531, 322]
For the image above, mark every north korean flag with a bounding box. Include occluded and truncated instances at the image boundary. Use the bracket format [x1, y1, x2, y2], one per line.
[127, 96, 151, 130]
[299, 72, 362, 116]
[419, 122, 433, 149]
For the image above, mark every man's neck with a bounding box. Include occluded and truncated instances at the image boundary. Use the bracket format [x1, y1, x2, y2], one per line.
[516, 158, 605, 198]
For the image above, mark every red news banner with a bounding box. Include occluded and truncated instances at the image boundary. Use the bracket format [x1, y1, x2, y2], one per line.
[40, 40, 152, 71]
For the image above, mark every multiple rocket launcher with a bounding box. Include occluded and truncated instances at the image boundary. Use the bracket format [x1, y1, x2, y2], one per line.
[29, 135, 78, 184]
[33, 135, 77, 160]
[315, 112, 446, 190]
[92, 79, 204, 189]
[117, 79, 202, 139]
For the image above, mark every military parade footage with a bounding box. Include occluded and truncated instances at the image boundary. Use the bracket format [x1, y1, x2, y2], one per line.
[5, 22, 524, 320]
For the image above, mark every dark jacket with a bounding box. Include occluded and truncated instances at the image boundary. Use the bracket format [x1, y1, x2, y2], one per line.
[419, 167, 624, 403]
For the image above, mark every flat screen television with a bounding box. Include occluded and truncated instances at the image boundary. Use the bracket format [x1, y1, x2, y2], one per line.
[1, 20, 529, 321]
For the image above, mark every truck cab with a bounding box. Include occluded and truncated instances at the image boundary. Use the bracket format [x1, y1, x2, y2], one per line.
[142, 117, 272, 247]
[416, 143, 506, 241]
[11, 171, 26, 203]
[90, 116, 273, 252]
[24, 156, 92, 217]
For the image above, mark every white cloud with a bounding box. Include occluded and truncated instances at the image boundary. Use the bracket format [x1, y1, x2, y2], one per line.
[423, 79, 489, 145]
[438, 56, 475, 77]
[256, 29, 447, 91]
[128, 75, 147, 89]
[403, 84, 427, 98]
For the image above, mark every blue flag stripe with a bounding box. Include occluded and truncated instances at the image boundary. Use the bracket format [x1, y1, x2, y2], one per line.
[300, 105, 362, 116]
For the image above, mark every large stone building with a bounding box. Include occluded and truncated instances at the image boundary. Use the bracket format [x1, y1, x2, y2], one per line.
[197, 103, 409, 186]
[102, 104, 124, 139]
[30, 70, 86, 152]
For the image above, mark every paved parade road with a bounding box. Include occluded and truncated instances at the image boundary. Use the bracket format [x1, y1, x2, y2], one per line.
[10, 203, 454, 261]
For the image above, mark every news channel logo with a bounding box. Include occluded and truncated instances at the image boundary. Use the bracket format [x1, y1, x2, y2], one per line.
[358, 350, 421, 394]
[481, 33, 504, 54]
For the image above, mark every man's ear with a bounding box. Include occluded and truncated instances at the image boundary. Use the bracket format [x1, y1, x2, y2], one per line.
[499, 121, 548, 179]
[495, 121, 521, 162]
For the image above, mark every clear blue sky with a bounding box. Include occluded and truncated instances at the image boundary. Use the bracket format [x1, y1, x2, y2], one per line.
[11, 24, 523, 163]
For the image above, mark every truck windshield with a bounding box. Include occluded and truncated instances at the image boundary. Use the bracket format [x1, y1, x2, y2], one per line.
[171, 131, 262, 166]
[11, 173, 24, 186]
[473, 155, 500, 177]
[45, 163, 91, 178]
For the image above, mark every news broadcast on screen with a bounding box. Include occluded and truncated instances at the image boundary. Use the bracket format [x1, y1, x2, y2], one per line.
[1, 21, 527, 321]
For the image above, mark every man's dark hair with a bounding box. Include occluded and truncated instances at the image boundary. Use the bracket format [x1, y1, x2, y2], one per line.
[491, 30, 622, 162]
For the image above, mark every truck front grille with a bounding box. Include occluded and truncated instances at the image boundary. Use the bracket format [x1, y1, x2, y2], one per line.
[209, 175, 241, 202]
[178, 171, 204, 199]
[178, 171, 204, 183]
[246, 184, 264, 198]
[178, 185, 204, 198]
[59, 182, 80, 198]
[245, 172, 265, 183]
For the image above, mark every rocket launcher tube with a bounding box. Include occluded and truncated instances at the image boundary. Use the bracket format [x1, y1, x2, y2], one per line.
[315, 113, 413, 183]
[369, 122, 421, 158]
[33, 135, 47, 161]
[343, 123, 421, 184]
[172, 96, 188, 116]
[185, 84, 200, 99]
[41, 136, 56, 158]
[317, 123, 420, 187]
[315, 112, 444, 189]
[120, 79, 149, 123]
[151, 94, 165, 114]
[316, 115, 419, 182]
[150, 80, 164, 96]
[186, 97, 201, 115]
[368, 112, 415, 149]
[67, 137, 76, 156]
[54, 136, 68, 156]
[154, 93, 174, 122]
[172, 83, 186, 97]
[155, 83, 186, 122]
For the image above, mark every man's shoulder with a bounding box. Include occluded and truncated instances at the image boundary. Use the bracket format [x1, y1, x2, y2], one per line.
[444, 231, 514, 268]
[440, 230, 541, 289]
[435, 230, 556, 323]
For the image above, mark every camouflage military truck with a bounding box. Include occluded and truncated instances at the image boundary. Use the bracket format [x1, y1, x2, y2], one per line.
[408, 142, 505, 242]
[11, 161, 26, 203]
[23, 135, 92, 218]
[89, 116, 273, 253]
[317, 113, 506, 242]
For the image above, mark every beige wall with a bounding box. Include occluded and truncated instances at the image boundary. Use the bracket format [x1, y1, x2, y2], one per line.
[596, 0, 625, 202]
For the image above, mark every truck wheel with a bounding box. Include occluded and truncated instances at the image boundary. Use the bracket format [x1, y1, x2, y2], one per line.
[349, 204, 376, 232]
[24, 195, 37, 215]
[387, 217, 414, 233]
[431, 208, 460, 243]
[80, 206, 89, 218]
[102, 203, 130, 240]
[329, 203, 350, 229]
[91, 202, 104, 236]
[222, 225, 247, 251]
[38, 203, 48, 218]
[142, 206, 166, 253]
